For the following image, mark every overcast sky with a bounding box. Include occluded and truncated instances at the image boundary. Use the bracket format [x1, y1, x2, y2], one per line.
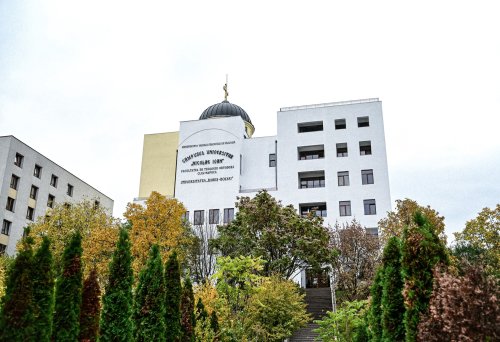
[1, 1, 498, 241]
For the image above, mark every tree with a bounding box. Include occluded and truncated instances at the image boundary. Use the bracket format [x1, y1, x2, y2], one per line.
[401, 212, 448, 342]
[0, 254, 14, 299]
[378, 199, 446, 245]
[330, 220, 380, 302]
[211, 190, 331, 279]
[180, 277, 196, 342]
[32, 236, 55, 342]
[79, 268, 101, 342]
[196, 298, 208, 321]
[100, 228, 134, 342]
[367, 267, 383, 342]
[315, 300, 369, 342]
[381, 237, 405, 341]
[133, 245, 166, 341]
[188, 215, 218, 283]
[124, 191, 190, 276]
[0, 234, 36, 341]
[52, 231, 83, 341]
[165, 251, 182, 342]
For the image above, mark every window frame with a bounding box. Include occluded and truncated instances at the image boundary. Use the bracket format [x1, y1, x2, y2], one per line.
[364, 199, 377, 215]
[269, 153, 277, 167]
[50, 174, 58, 188]
[26, 206, 35, 221]
[357, 116, 370, 127]
[30, 185, 39, 200]
[336, 143, 348, 157]
[194, 210, 205, 225]
[361, 169, 374, 185]
[299, 203, 327, 217]
[6, 197, 15, 212]
[47, 194, 55, 208]
[209, 209, 220, 224]
[339, 201, 352, 216]
[34, 164, 42, 178]
[14, 153, 24, 168]
[337, 171, 350, 186]
[223, 208, 234, 224]
[359, 141, 372, 156]
[298, 121, 324, 133]
[2, 220, 11, 236]
[10, 174, 20, 190]
[67, 184, 74, 197]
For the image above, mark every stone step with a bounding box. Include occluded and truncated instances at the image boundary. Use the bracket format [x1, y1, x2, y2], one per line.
[289, 323, 320, 342]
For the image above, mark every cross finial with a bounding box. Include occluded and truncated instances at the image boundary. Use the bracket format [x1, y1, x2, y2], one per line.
[223, 74, 228, 101]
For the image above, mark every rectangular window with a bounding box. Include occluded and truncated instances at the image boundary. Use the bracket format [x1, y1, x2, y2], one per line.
[67, 184, 74, 197]
[357, 116, 370, 127]
[194, 210, 205, 225]
[299, 171, 325, 189]
[223, 208, 234, 224]
[298, 145, 325, 160]
[269, 153, 276, 167]
[300, 203, 327, 217]
[181, 211, 189, 222]
[34, 164, 42, 178]
[14, 153, 24, 167]
[361, 169, 374, 185]
[337, 171, 349, 186]
[209, 209, 220, 224]
[2, 220, 11, 236]
[10, 174, 20, 190]
[364, 199, 377, 215]
[339, 201, 352, 216]
[336, 143, 348, 157]
[298, 121, 323, 133]
[0, 244, 6, 255]
[335, 119, 346, 129]
[50, 174, 58, 188]
[26, 207, 35, 221]
[30, 185, 39, 200]
[359, 141, 372, 155]
[366, 227, 379, 237]
[47, 194, 55, 208]
[6, 197, 15, 212]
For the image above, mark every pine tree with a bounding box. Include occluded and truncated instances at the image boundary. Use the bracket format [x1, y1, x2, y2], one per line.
[180, 277, 196, 342]
[401, 212, 448, 342]
[0, 234, 35, 341]
[165, 251, 182, 342]
[210, 310, 219, 338]
[79, 268, 101, 342]
[32, 236, 55, 342]
[100, 228, 134, 342]
[133, 245, 166, 341]
[52, 231, 84, 341]
[368, 267, 383, 342]
[195, 298, 208, 321]
[381, 236, 405, 341]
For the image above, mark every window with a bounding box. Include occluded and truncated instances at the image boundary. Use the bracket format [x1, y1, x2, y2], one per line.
[50, 174, 58, 188]
[47, 194, 55, 208]
[67, 184, 74, 197]
[14, 153, 24, 167]
[339, 201, 351, 216]
[223, 208, 234, 224]
[10, 174, 20, 190]
[366, 227, 379, 237]
[26, 207, 35, 221]
[337, 171, 349, 186]
[209, 209, 219, 224]
[336, 143, 348, 157]
[300, 203, 327, 217]
[2, 220, 11, 236]
[359, 141, 372, 155]
[269, 153, 276, 167]
[194, 210, 205, 225]
[335, 119, 346, 129]
[34, 164, 42, 178]
[361, 169, 374, 185]
[357, 116, 369, 127]
[181, 211, 189, 221]
[6, 197, 15, 212]
[0, 244, 6, 255]
[298, 145, 325, 160]
[364, 199, 376, 215]
[298, 121, 323, 133]
[29, 185, 39, 200]
[299, 171, 325, 189]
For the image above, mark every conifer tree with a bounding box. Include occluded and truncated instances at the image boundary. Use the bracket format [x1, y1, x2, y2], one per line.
[381, 236, 405, 341]
[210, 310, 219, 338]
[133, 245, 166, 341]
[180, 277, 196, 342]
[0, 234, 35, 341]
[195, 298, 208, 322]
[367, 267, 383, 342]
[100, 228, 134, 342]
[32, 236, 55, 342]
[52, 231, 84, 341]
[79, 268, 101, 342]
[165, 251, 182, 342]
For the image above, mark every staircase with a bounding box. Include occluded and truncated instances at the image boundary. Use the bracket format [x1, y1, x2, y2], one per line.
[289, 288, 332, 341]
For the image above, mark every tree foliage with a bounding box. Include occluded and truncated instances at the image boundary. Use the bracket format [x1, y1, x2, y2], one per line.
[315, 300, 369, 342]
[99, 228, 134, 342]
[52, 231, 83, 342]
[165, 251, 182, 342]
[124, 191, 190, 276]
[180, 277, 196, 342]
[367, 267, 383, 342]
[79, 268, 101, 342]
[211, 190, 331, 279]
[133, 245, 166, 341]
[0, 254, 14, 300]
[188, 216, 218, 283]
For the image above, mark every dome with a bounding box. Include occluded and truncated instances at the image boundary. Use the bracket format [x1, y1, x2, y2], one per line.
[199, 100, 252, 124]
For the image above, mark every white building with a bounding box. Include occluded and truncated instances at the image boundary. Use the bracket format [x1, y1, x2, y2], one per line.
[0, 135, 114, 255]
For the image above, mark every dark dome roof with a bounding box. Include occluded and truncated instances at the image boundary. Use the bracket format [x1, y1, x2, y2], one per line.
[199, 100, 252, 124]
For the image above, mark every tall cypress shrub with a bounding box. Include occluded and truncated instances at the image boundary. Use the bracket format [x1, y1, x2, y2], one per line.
[401, 212, 448, 342]
[368, 267, 383, 342]
[79, 268, 101, 342]
[381, 236, 405, 341]
[133, 245, 166, 341]
[52, 231, 84, 341]
[100, 228, 134, 342]
[32, 236, 55, 342]
[0, 235, 35, 341]
[165, 251, 182, 342]
[180, 277, 196, 342]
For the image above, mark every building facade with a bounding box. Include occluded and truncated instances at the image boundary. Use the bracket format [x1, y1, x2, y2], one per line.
[0, 136, 114, 255]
